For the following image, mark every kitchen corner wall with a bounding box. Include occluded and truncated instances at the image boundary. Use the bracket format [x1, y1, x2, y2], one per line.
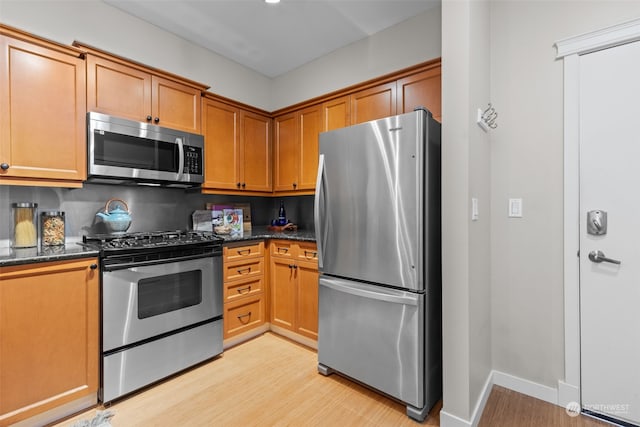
[0, 184, 314, 243]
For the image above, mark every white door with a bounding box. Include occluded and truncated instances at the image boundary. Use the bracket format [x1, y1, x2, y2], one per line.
[580, 40, 640, 425]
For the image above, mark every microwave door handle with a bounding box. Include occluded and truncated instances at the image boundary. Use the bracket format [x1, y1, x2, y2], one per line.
[176, 137, 184, 181]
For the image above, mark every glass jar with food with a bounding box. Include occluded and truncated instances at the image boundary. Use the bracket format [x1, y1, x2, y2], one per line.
[41, 211, 65, 246]
[11, 202, 38, 248]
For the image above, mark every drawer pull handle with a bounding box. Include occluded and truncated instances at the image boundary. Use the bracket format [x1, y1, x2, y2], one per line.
[237, 267, 252, 274]
[304, 250, 317, 258]
[237, 286, 252, 294]
[237, 249, 251, 255]
[277, 247, 289, 254]
[237, 312, 252, 323]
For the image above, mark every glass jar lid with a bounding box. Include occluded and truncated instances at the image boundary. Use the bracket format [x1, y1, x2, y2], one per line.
[12, 202, 38, 208]
[41, 210, 64, 216]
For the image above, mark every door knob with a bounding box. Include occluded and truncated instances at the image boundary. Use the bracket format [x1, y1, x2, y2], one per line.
[588, 250, 621, 265]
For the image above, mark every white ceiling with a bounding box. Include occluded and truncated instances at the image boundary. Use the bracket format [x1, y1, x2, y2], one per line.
[103, 0, 440, 78]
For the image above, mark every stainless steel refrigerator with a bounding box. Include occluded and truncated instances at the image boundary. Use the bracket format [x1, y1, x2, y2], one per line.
[314, 108, 441, 422]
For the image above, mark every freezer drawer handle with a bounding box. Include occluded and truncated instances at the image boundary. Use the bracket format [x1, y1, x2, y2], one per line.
[321, 278, 419, 306]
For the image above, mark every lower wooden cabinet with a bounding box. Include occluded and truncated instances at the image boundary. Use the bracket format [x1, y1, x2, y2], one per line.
[222, 241, 266, 340]
[0, 258, 99, 426]
[270, 241, 319, 340]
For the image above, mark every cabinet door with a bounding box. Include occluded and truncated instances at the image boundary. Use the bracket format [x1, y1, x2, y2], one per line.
[296, 259, 319, 340]
[397, 67, 441, 122]
[0, 35, 86, 185]
[240, 111, 272, 192]
[202, 98, 240, 190]
[270, 257, 296, 330]
[273, 112, 298, 192]
[85, 54, 151, 123]
[298, 105, 322, 190]
[351, 82, 396, 125]
[152, 75, 202, 133]
[323, 95, 350, 131]
[0, 258, 99, 426]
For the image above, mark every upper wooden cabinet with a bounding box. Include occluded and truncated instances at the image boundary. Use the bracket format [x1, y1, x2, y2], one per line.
[350, 81, 397, 125]
[397, 67, 442, 122]
[0, 25, 86, 188]
[273, 105, 322, 194]
[322, 95, 350, 132]
[202, 95, 272, 194]
[76, 42, 208, 134]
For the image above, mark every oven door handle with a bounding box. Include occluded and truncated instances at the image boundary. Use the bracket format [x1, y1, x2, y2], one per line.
[103, 253, 220, 272]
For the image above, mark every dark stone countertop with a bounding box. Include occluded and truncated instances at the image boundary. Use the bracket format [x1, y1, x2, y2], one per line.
[217, 226, 316, 244]
[0, 242, 100, 267]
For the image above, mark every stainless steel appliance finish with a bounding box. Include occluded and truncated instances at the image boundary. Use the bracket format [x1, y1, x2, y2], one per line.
[82, 230, 223, 402]
[315, 109, 441, 421]
[87, 112, 204, 187]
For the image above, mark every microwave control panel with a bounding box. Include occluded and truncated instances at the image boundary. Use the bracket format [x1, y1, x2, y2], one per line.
[184, 146, 203, 175]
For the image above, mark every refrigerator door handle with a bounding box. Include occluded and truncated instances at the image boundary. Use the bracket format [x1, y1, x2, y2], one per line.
[321, 277, 419, 306]
[314, 154, 326, 269]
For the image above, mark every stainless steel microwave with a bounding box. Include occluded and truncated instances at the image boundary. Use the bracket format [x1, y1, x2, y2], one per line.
[87, 112, 204, 187]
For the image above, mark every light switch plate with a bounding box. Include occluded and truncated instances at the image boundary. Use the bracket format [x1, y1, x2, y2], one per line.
[509, 198, 523, 218]
[471, 198, 479, 221]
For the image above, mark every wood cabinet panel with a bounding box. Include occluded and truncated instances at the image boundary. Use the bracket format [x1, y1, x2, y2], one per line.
[297, 260, 319, 340]
[273, 112, 298, 192]
[270, 257, 296, 330]
[351, 81, 397, 125]
[224, 294, 265, 338]
[270, 240, 295, 258]
[202, 98, 240, 190]
[224, 277, 264, 303]
[223, 241, 264, 262]
[397, 66, 441, 122]
[86, 54, 151, 122]
[322, 96, 350, 131]
[0, 258, 99, 426]
[298, 105, 322, 190]
[241, 111, 272, 192]
[296, 242, 318, 262]
[0, 33, 86, 186]
[152, 75, 202, 133]
[223, 258, 263, 283]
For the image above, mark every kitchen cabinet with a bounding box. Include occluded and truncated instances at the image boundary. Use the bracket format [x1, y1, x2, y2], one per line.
[77, 42, 208, 134]
[322, 95, 350, 131]
[0, 25, 86, 188]
[273, 104, 321, 193]
[222, 241, 267, 340]
[269, 240, 319, 340]
[397, 67, 442, 122]
[350, 81, 397, 125]
[202, 95, 272, 194]
[0, 258, 99, 426]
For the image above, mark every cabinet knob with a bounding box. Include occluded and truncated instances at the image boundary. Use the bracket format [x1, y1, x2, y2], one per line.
[242, 183, 246, 188]
[90, 263, 98, 270]
[154, 117, 160, 123]
[146, 115, 152, 121]
[0, 163, 8, 170]
[292, 182, 297, 188]
[236, 182, 241, 188]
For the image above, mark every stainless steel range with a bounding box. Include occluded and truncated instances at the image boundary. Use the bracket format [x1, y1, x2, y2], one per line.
[81, 230, 224, 402]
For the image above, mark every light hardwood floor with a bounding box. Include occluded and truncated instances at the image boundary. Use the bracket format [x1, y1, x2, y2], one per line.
[53, 333, 440, 426]
[52, 333, 609, 427]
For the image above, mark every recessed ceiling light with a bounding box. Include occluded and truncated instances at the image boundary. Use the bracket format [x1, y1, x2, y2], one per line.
[265, 0, 280, 4]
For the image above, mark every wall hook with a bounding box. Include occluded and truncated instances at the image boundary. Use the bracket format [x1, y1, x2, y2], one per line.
[477, 103, 498, 132]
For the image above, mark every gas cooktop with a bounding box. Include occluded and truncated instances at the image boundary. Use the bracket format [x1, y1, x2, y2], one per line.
[81, 230, 223, 251]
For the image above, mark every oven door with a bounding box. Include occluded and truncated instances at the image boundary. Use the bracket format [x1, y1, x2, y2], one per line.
[102, 255, 222, 352]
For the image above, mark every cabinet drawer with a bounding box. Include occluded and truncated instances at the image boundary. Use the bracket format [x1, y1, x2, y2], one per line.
[296, 243, 318, 262]
[270, 241, 295, 258]
[223, 258, 263, 282]
[224, 295, 265, 338]
[223, 241, 264, 262]
[224, 276, 264, 303]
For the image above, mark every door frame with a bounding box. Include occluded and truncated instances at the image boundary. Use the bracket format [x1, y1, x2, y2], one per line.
[555, 17, 640, 408]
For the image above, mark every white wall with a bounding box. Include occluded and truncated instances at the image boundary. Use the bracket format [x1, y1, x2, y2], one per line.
[270, 6, 441, 111]
[0, 0, 272, 110]
[441, 0, 492, 424]
[490, 0, 640, 390]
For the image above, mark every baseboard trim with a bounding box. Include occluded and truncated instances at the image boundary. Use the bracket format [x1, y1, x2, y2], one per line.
[440, 370, 562, 427]
[492, 370, 558, 405]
